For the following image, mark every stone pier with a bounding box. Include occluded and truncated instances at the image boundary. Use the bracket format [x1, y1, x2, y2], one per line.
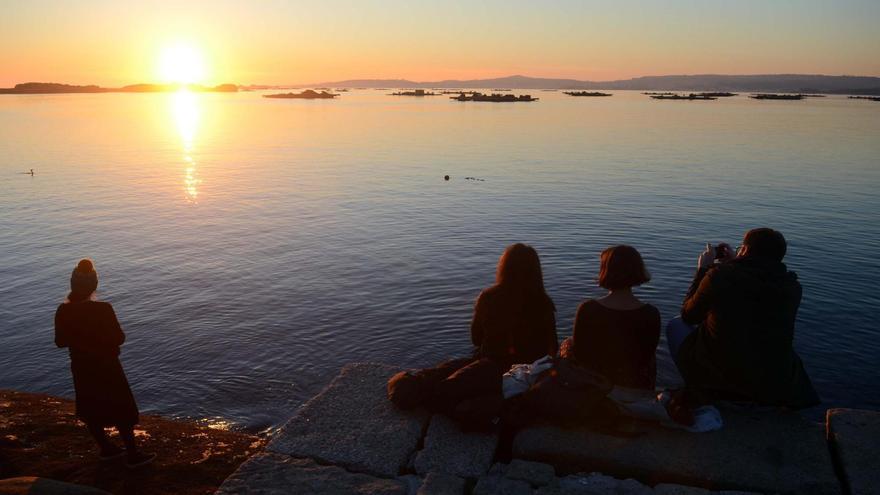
[216, 363, 878, 494]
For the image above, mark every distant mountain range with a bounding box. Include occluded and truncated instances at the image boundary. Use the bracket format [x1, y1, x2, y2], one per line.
[309, 74, 880, 94]
[4, 75, 880, 95]
[0, 82, 238, 94]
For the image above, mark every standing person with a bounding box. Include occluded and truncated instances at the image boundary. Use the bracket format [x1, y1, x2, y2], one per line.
[563, 245, 660, 390]
[666, 228, 819, 408]
[54, 259, 155, 467]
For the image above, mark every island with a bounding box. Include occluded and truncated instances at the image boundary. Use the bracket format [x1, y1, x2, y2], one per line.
[650, 93, 717, 100]
[263, 90, 339, 99]
[564, 91, 613, 97]
[750, 94, 804, 100]
[451, 92, 538, 102]
[0, 82, 239, 94]
[390, 89, 437, 96]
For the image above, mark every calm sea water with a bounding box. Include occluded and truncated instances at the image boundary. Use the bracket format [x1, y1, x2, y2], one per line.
[1, 90, 878, 431]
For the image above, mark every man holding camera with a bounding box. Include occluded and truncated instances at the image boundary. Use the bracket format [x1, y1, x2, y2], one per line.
[666, 228, 819, 408]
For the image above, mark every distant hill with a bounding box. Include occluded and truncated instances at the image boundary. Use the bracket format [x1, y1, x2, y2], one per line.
[0, 82, 238, 94]
[5, 75, 880, 95]
[312, 74, 880, 94]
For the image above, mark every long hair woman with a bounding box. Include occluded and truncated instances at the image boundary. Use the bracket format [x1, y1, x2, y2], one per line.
[565, 245, 660, 389]
[470, 243, 558, 368]
[54, 259, 155, 467]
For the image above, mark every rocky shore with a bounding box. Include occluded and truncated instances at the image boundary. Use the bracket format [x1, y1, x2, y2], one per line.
[3, 365, 877, 494]
[217, 363, 879, 495]
[0, 389, 265, 494]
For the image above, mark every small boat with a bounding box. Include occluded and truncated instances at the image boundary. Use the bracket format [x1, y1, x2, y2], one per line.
[264, 90, 339, 99]
[848, 96, 880, 101]
[643, 92, 674, 95]
[564, 91, 612, 97]
[451, 92, 538, 102]
[650, 93, 716, 100]
[750, 94, 803, 100]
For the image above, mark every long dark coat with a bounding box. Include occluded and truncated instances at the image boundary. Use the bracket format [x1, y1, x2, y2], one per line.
[54, 301, 139, 426]
[677, 257, 819, 408]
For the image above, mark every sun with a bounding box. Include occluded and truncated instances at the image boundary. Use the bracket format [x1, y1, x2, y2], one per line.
[158, 43, 207, 84]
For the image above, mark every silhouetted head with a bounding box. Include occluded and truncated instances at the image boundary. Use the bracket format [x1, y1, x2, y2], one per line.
[495, 243, 546, 293]
[598, 245, 651, 290]
[740, 228, 787, 262]
[68, 259, 98, 302]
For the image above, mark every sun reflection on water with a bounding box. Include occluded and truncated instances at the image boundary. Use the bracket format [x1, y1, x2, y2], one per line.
[171, 90, 202, 202]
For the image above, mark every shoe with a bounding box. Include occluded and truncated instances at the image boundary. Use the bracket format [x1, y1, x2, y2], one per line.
[99, 446, 126, 461]
[125, 452, 156, 469]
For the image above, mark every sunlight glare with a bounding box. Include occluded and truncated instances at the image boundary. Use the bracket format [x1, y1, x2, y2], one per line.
[170, 90, 202, 202]
[159, 43, 207, 84]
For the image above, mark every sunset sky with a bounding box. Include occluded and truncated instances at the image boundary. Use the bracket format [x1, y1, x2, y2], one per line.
[2, 0, 879, 87]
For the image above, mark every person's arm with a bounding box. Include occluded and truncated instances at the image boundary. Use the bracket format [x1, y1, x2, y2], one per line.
[470, 292, 486, 347]
[681, 268, 716, 325]
[102, 304, 126, 347]
[54, 306, 69, 348]
[571, 302, 590, 362]
[545, 308, 558, 357]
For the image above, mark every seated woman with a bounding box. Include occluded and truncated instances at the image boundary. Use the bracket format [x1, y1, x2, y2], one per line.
[564, 245, 660, 390]
[54, 259, 155, 468]
[470, 242, 559, 368]
[390, 244, 558, 421]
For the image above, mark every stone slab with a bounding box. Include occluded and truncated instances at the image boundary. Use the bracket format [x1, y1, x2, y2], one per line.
[473, 475, 532, 495]
[534, 473, 651, 495]
[215, 452, 406, 495]
[653, 484, 758, 495]
[504, 459, 556, 487]
[826, 408, 880, 495]
[267, 363, 430, 477]
[513, 407, 840, 494]
[414, 415, 498, 478]
[417, 472, 466, 495]
[0, 477, 110, 495]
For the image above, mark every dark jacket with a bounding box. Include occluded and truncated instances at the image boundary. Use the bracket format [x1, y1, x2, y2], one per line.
[55, 301, 139, 426]
[470, 287, 558, 369]
[677, 257, 819, 408]
[572, 300, 661, 390]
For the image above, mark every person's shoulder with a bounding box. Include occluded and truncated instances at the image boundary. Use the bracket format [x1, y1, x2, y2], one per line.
[91, 301, 115, 313]
[577, 299, 601, 313]
[640, 302, 661, 316]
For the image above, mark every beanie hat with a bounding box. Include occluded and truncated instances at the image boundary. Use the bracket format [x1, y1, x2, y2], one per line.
[70, 259, 98, 295]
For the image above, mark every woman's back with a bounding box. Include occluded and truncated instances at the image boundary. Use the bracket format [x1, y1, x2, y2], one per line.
[55, 300, 124, 358]
[572, 299, 660, 389]
[471, 286, 557, 368]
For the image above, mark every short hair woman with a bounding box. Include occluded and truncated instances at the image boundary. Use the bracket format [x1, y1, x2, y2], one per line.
[565, 245, 660, 390]
[54, 259, 155, 467]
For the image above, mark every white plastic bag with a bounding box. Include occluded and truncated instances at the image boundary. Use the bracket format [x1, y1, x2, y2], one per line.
[502, 355, 554, 399]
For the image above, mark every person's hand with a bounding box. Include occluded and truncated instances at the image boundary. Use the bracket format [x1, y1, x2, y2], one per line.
[698, 243, 715, 270]
[715, 242, 734, 262]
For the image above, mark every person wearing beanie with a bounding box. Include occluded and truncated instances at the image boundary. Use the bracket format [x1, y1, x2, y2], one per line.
[54, 259, 156, 468]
